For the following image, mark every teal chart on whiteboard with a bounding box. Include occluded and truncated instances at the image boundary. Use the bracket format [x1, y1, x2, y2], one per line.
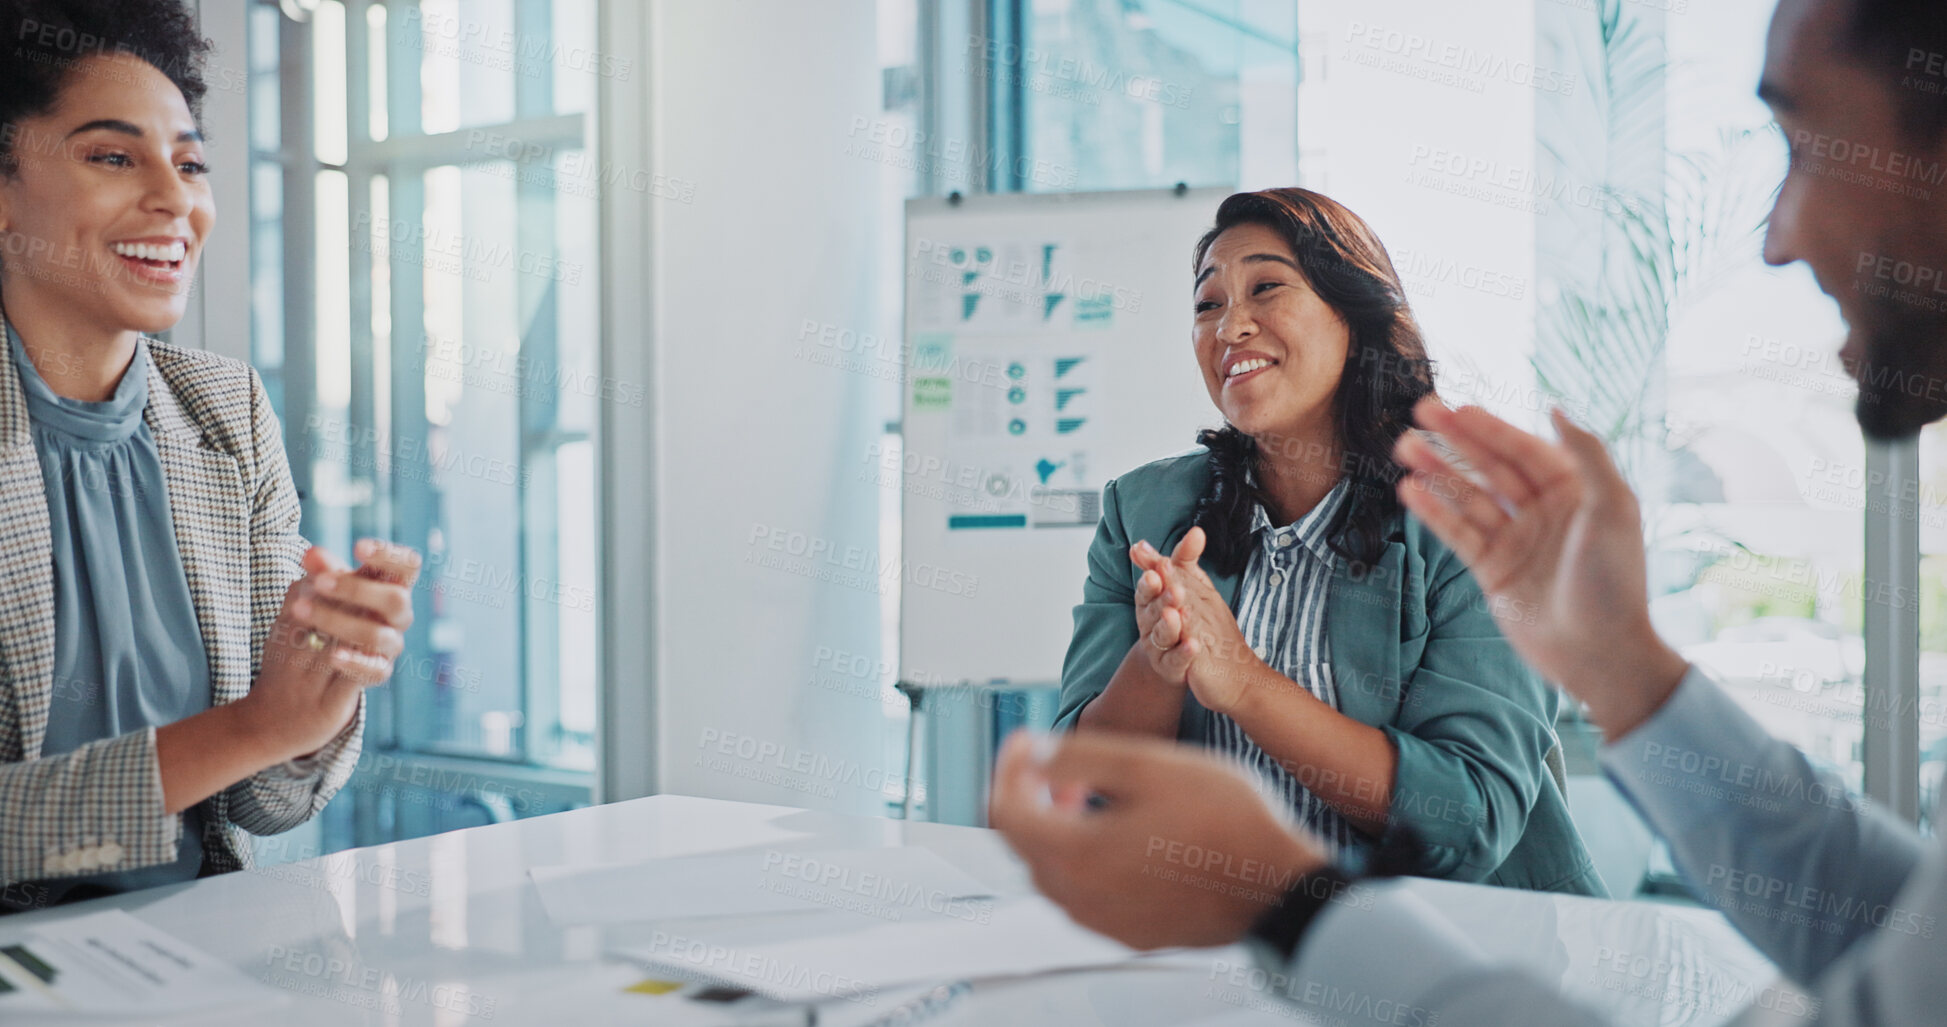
[901, 187, 1231, 687]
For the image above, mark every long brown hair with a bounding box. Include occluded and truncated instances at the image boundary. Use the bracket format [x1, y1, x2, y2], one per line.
[1189, 188, 1438, 574]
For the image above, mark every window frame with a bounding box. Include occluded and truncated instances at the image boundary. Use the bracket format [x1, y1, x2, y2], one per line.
[200, 0, 612, 847]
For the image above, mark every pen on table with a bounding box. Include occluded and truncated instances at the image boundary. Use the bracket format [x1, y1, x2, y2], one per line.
[857, 980, 971, 1027]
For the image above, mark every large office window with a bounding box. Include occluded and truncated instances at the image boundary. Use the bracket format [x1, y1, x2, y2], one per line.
[247, 0, 600, 852]
[1011, 0, 1296, 190]
[1529, 0, 1870, 888]
[1634, 3, 1867, 799]
[947, 0, 1298, 194]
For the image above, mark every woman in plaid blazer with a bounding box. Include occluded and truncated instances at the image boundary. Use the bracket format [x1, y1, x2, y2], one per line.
[0, 2, 419, 909]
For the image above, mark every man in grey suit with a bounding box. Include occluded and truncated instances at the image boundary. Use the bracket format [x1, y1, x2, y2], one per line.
[990, 0, 1947, 1022]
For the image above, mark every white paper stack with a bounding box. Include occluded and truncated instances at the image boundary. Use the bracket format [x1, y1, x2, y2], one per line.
[610, 896, 1155, 1002]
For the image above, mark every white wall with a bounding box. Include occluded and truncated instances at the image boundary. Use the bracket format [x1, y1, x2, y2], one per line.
[639, 0, 900, 815]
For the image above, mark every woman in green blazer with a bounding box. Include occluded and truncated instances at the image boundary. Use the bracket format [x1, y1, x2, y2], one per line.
[1056, 188, 1602, 895]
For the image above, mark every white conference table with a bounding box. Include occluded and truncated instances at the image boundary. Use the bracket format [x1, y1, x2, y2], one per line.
[3, 794, 1788, 1026]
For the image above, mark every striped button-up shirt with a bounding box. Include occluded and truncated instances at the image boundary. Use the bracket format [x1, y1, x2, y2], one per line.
[1205, 477, 1357, 856]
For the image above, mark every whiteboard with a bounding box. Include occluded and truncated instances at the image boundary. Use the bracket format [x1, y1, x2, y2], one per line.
[899, 188, 1232, 687]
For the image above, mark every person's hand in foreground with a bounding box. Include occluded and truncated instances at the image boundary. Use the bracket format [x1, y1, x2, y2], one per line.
[989, 729, 1326, 950]
[1392, 400, 1688, 737]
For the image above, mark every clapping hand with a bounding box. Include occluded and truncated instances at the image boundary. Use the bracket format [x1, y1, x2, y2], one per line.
[1392, 401, 1687, 736]
[245, 539, 423, 760]
[1130, 528, 1266, 716]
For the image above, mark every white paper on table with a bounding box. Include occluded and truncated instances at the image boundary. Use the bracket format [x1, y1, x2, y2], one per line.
[609, 896, 1150, 1002]
[529, 846, 997, 926]
[0, 909, 284, 1019]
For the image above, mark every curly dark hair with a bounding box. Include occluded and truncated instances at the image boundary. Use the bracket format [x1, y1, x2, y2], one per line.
[0, 0, 210, 175]
[1188, 188, 1438, 576]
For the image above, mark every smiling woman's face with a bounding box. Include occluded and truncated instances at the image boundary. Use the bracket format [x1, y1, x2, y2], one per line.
[0, 51, 213, 336]
[1192, 222, 1351, 448]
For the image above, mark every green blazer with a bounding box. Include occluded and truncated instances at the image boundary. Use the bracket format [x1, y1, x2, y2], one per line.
[1055, 450, 1605, 896]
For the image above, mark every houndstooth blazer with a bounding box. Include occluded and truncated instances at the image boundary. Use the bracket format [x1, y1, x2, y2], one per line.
[0, 310, 363, 892]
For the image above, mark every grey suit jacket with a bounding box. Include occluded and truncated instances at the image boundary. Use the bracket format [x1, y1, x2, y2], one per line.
[0, 311, 362, 891]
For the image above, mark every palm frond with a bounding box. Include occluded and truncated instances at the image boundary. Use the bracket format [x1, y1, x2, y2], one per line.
[1531, 0, 1768, 484]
